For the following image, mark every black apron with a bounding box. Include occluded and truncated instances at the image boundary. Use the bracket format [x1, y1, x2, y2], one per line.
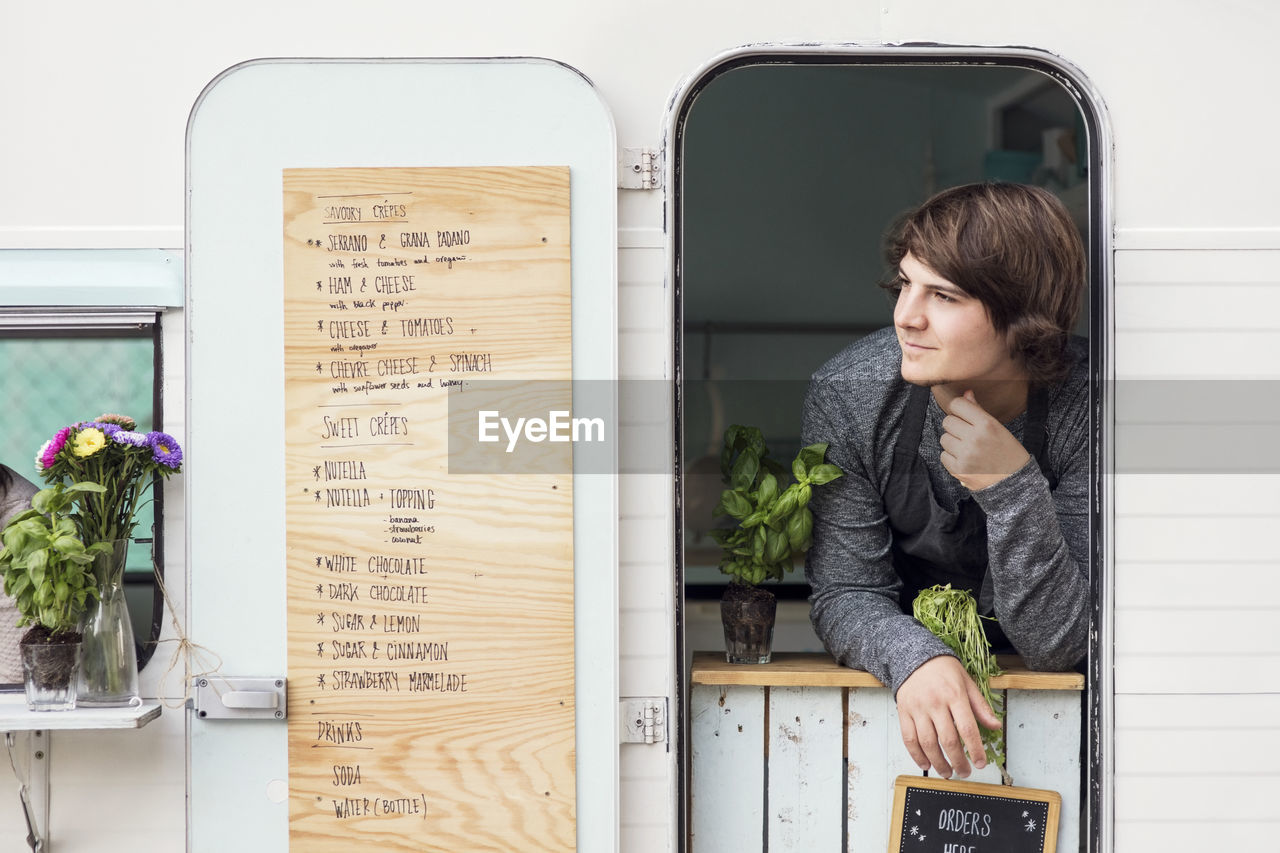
[883, 383, 1056, 653]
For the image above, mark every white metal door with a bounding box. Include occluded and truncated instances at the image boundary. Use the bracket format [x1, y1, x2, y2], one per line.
[186, 58, 618, 852]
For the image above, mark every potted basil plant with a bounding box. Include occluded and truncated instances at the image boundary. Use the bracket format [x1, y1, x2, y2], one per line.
[0, 482, 107, 710]
[710, 425, 842, 664]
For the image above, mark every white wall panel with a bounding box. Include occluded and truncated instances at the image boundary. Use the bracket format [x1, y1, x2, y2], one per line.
[1116, 280, 1280, 334]
[621, 516, 671, 561]
[619, 285, 667, 332]
[1117, 473, 1280, 517]
[2, 1, 881, 248]
[1116, 776, 1280, 823]
[618, 558, 669, 606]
[616, 236, 676, 851]
[619, 472, 673, 518]
[1115, 330, 1280, 378]
[1116, 516, 1280, 563]
[621, 746, 676, 853]
[1116, 562, 1280, 610]
[47, 706, 186, 851]
[1116, 822, 1279, 852]
[1116, 249, 1280, 286]
[1115, 656, 1280, 695]
[619, 331, 671, 380]
[1116, 695, 1280, 838]
[1116, 609, 1280, 655]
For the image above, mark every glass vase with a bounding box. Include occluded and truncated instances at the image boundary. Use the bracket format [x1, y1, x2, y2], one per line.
[21, 641, 81, 711]
[77, 538, 141, 707]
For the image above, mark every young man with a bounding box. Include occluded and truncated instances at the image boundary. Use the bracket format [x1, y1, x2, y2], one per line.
[802, 182, 1089, 780]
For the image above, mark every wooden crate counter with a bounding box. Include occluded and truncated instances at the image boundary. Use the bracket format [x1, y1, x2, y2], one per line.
[690, 652, 1084, 853]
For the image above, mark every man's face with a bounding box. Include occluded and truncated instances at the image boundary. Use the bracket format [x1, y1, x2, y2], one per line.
[892, 252, 1024, 388]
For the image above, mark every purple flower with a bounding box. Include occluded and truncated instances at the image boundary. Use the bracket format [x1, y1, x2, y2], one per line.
[147, 432, 184, 469]
[111, 430, 149, 448]
[98, 423, 121, 438]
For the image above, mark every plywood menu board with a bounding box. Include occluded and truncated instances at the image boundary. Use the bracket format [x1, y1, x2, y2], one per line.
[282, 166, 575, 852]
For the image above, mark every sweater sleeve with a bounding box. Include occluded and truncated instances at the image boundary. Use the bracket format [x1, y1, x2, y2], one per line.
[969, 403, 1090, 672]
[802, 379, 956, 694]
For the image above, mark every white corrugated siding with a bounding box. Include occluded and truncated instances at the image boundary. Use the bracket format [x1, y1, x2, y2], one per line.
[618, 229, 678, 853]
[1115, 248, 1280, 849]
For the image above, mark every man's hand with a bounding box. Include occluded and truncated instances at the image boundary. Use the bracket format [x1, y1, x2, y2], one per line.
[895, 655, 1002, 778]
[939, 390, 1030, 491]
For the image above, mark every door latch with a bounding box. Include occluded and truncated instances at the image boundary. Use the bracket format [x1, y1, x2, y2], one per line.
[191, 676, 287, 720]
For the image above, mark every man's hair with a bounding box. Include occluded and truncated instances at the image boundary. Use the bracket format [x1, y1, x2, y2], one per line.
[883, 182, 1087, 384]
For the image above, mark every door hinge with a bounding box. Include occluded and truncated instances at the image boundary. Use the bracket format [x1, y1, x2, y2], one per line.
[618, 148, 662, 190]
[619, 697, 668, 744]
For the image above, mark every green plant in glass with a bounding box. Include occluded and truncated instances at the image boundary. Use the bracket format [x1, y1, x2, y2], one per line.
[0, 482, 107, 641]
[710, 425, 842, 664]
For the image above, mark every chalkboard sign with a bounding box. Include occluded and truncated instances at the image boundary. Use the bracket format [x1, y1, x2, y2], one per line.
[889, 775, 1061, 853]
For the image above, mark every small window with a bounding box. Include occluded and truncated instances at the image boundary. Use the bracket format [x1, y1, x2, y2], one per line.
[0, 309, 167, 676]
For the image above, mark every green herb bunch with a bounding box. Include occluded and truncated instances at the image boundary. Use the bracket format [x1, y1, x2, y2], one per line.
[912, 583, 1007, 775]
[710, 425, 843, 586]
[0, 483, 108, 637]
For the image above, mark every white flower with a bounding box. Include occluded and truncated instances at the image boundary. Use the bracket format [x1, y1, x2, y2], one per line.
[35, 439, 52, 471]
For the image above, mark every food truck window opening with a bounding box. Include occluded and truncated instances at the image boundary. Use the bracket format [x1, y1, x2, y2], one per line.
[0, 310, 168, 675]
[672, 48, 1110, 853]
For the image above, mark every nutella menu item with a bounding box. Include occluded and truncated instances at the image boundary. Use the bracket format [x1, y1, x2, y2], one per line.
[283, 167, 575, 852]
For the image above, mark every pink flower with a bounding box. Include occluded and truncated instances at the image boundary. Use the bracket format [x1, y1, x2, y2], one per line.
[96, 413, 137, 431]
[40, 426, 72, 468]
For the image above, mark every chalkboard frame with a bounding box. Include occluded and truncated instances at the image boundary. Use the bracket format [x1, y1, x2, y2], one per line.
[889, 774, 1061, 853]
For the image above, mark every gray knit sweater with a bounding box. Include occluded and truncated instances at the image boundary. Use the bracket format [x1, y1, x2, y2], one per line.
[802, 327, 1090, 694]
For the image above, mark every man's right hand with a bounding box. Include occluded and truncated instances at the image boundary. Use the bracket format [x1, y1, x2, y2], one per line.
[895, 655, 1002, 779]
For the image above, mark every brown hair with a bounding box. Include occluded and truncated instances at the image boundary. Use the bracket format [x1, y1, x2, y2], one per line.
[883, 182, 1086, 384]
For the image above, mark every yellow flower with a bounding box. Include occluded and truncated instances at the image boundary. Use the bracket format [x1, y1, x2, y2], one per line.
[71, 427, 107, 457]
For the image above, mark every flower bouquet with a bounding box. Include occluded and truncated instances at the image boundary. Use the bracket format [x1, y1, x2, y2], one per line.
[36, 414, 183, 543]
[31, 413, 183, 705]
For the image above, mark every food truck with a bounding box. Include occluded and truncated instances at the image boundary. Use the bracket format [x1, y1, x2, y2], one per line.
[0, 1, 1274, 850]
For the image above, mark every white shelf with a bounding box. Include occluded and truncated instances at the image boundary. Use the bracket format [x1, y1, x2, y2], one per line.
[0, 694, 162, 731]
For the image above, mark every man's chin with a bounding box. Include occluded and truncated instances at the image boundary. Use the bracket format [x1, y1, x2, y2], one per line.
[900, 369, 945, 388]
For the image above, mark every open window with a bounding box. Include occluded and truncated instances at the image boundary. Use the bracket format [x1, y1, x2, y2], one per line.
[674, 48, 1108, 852]
[0, 253, 182, 680]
